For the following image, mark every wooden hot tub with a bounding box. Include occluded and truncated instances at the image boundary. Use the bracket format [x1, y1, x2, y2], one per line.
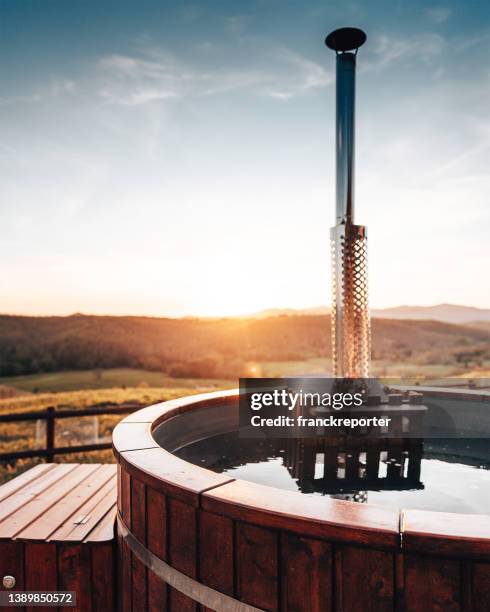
[112, 389, 490, 612]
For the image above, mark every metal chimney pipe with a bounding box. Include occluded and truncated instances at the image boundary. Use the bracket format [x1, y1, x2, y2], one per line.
[326, 28, 371, 378]
[335, 52, 356, 225]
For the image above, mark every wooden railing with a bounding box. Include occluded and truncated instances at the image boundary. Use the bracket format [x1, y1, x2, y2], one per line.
[0, 403, 143, 462]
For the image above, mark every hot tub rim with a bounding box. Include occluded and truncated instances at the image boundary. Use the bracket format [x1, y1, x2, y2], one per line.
[112, 388, 490, 557]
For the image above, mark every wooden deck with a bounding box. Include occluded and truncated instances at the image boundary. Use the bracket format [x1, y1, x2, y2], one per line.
[0, 463, 117, 612]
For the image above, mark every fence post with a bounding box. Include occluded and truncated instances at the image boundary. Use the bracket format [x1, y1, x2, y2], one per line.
[46, 407, 55, 462]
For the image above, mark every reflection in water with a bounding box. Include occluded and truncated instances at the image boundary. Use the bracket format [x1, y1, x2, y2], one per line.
[280, 437, 423, 503]
[176, 433, 490, 513]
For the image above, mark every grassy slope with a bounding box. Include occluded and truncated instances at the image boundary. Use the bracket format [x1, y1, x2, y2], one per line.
[0, 368, 232, 393]
[1, 313, 489, 378]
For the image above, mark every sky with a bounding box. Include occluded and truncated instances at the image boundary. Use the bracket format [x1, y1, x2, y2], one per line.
[1, 0, 489, 317]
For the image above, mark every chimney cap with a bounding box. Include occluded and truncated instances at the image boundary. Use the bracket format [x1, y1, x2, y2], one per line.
[325, 27, 367, 53]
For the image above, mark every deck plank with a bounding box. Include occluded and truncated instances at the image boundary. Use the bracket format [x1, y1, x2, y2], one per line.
[0, 464, 99, 539]
[0, 464, 78, 525]
[0, 464, 56, 503]
[18, 465, 115, 541]
[49, 474, 116, 542]
[83, 506, 116, 543]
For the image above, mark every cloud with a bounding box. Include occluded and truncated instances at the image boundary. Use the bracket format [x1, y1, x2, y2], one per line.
[0, 93, 42, 106]
[0, 79, 75, 106]
[366, 32, 445, 70]
[97, 52, 191, 105]
[427, 7, 452, 24]
[95, 44, 332, 105]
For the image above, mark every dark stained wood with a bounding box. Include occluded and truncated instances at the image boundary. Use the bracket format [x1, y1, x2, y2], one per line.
[58, 544, 92, 612]
[168, 497, 197, 612]
[24, 542, 57, 612]
[338, 545, 394, 612]
[117, 464, 122, 514]
[402, 509, 490, 558]
[334, 547, 343, 612]
[0, 541, 24, 612]
[202, 479, 399, 549]
[146, 486, 168, 612]
[471, 562, 490, 612]
[404, 553, 461, 612]
[199, 510, 234, 596]
[120, 469, 131, 523]
[280, 533, 332, 612]
[91, 543, 116, 612]
[237, 522, 279, 611]
[120, 534, 133, 612]
[131, 478, 147, 612]
[119, 447, 233, 507]
[395, 552, 405, 612]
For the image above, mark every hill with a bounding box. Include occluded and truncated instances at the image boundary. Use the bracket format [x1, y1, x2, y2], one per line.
[0, 313, 489, 379]
[251, 304, 490, 324]
[371, 304, 490, 324]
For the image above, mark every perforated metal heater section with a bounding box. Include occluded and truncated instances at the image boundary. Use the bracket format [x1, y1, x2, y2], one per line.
[331, 223, 371, 378]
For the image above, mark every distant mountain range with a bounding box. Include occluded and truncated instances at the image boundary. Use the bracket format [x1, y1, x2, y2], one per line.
[251, 304, 490, 324]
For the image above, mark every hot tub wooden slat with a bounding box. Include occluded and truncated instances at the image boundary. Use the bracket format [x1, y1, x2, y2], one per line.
[337, 545, 394, 612]
[146, 486, 168, 612]
[120, 533, 133, 612]
[90, 543, 117, 611]
[131, 477, 148, 612]
[112, 421, 158, 457]
[199, 510, 234, 601]
[119, 447, 233, 506]
[236, 523, 279, 610]
[202, 479, 399, 548]
[404, 554, 461, 612]
[471, 562, 490, 612]
[168, 497, 198, 611]
[281, 533, 332, 612]
[120, 470, 133, 612]
[402, 509, 490, 558]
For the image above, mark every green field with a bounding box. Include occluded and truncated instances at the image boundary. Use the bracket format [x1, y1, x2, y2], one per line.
[0, 360, 472, 396]
[0, 368, 232, 393]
